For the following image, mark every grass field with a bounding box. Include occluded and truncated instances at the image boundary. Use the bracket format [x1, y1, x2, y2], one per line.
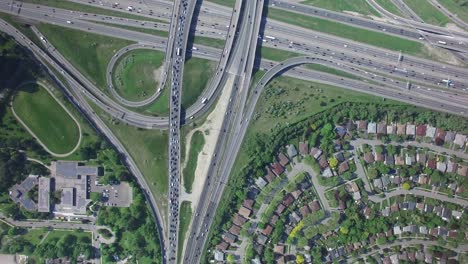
[90, 21, 169, 37]
[12, 83, 80, 154]
[207, 0, 236, 7]
[268, 8, 426, 57]
[192, 35, 226, 49]
[374, 0, 404, 16]
[436, 0, 468, 23]
[182, 131, 205, 193]
[260, 46, 301, 61]
[182, 58, 216, 109]
[112, 49, 165, 101]
[90, 100, 168, 213]
[22, 0, 165, 23]
[136, 84, 170, 116]
[177, 201, 192, 264]
[37, 23, 134, 90]
[260, 47, 361, 80]
[301, 0, 381, 16]
[403, 0, 450, 26]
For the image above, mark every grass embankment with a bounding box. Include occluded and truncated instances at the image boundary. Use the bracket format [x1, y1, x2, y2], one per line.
[22, 0, 166, 23]
[403, 0, 450, 26]
[12, 83, 80, 154]
[268, 8, 427, 57]
[374, 0, 405, 16]
[112, 49, 165, 101]
[182, 131, 205, 193]
[260, 47, 361, 80]
[301, 0, 381, 16]
[438, 0, 468, 23]
[89, 101, 168, 213]
[207, 0, 236, 7]
[90, 21, 169, 37]
[182, 57, 216, 109]
[37, 23, 135, 90]
[192, 35, 226, 49]
[136, 85, 170, 116]
[177, 201, 192, 264]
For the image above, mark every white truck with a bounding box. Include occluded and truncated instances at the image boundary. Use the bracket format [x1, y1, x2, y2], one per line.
[201, 97, 208, 104]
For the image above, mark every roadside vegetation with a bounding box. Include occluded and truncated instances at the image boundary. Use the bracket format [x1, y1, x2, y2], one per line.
[268, 8, 427, 57]
[90, 21, 169, 37]
[12, 83, 80, 154]
[301, 0, 381, 17]
[207, 0, 236, 8]
[374, 0, 405, 16]
[192, 35, 226, 49]
[37, 23, 135, 90]
[0, 226, 92, 263]
[182, 131, 205, 193]
[403, 0, 450, 26]
[90, 100, 168, 213]
[182, 57, 216, 110]
[136, 84, 170, 116]
[437, 0, 468, 23]
[177, 201, 192, 263]
[22, 0, 166, 23]
[112, 49, 165, 101]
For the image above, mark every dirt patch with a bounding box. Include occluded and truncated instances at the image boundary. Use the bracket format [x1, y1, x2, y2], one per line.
[180, 74, 236, 210]
[423, 43, 464, 66]
[152, 66, 162, 85]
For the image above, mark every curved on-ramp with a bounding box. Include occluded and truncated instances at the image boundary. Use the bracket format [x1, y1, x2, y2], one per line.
[106, 44, 168, 107]
[11, 81, 82, 158]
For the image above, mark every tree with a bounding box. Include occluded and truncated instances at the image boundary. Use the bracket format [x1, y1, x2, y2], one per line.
[329, 157, 339, 169]
[296, 254, 305, 264]
[367, 167, 379, 180]
[402, 182, 411, 190]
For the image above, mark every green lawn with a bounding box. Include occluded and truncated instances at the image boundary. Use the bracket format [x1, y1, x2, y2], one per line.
[90, 100, 168, 213]
[136, 84, 170, 116]
[177, 201, 192, 264]
[301, 0, 381, 16]
[90, 21, 169, 37]
[22, 0, 166, 23]
[112, 49, 165, 101]
[182, 58, 216, 109]
[37, 23, 135, 90]
[260, 46, 301, 61]
[268, 8, 426, 57]
[12, 83, 80, 154]
[207, 0, 236, 7]
[193, 35, 226, 49]
[403, 0, 450, 26]
[260, 47, 361, 80]
[182, 131, 205, 193]
[249, 75, 389, 134]
[21, 228, 48, 245]
[374, 0, 404, 16]
[436, 0, 468, 23]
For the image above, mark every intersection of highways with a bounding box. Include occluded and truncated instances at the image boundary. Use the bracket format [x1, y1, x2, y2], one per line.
[1, 0, 468, 263]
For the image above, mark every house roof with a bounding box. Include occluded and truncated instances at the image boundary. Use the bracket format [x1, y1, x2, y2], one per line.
[364, 152, 375, 163]
[271, 162, 285, 176]
[377, 122, 386, 134]
[286, 144, 297, 158]
[338, 161, 349, 174]
[299, 141, 309, 155]
[262, 224, 273, 236]
[274, 244, 285, 255]
[308, 200, 321, 212]
[310, 148, 323, 160]
[238, 206, 251, 218]
[427, 159, 437, 169]
[437, 162, 447, 173]
[406, 124, 416, 136]
[229, 225, 241, 236]
[426, 126, 436, 138]
[255, 177, 267, 188]
[387, 125, 396, 134]
[277, 153, 290, 167]
[319, 156, 328, 169]
[300, 205, 311, 217]
[242, 199, 254, 210]
[335, 126, 347, 138]
[232, 213, 247, 226]
[375, 153, 384, 162]
[264, 166, 276, 183]
[457, 165, 468, 177]
[454, 134, 467, 147]
[395, 155, 405, 165]
[367, 122, 377, 134]
[357, 120, 368, 130]
[416, 125, 427, 136]
[223, 232, 237, 244]
[282, 194, 294, 207]
[275, 204, 286, 215]
[334, 152, 345, 162]
[445, 131, 456, 143]
[397, 124, 406, 135]
[216, 241, 229, 251]
[347, 181, 359, 193]
[385, 154, 395, 165]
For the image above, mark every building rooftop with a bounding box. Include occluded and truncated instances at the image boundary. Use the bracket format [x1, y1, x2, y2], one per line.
[38, 177, 50, 213]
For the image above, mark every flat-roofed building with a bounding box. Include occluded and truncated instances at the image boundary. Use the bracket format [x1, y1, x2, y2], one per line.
[38, 177, 50, 213]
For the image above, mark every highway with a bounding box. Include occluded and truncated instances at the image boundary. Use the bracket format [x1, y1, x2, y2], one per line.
[2, 1, 468, 263]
